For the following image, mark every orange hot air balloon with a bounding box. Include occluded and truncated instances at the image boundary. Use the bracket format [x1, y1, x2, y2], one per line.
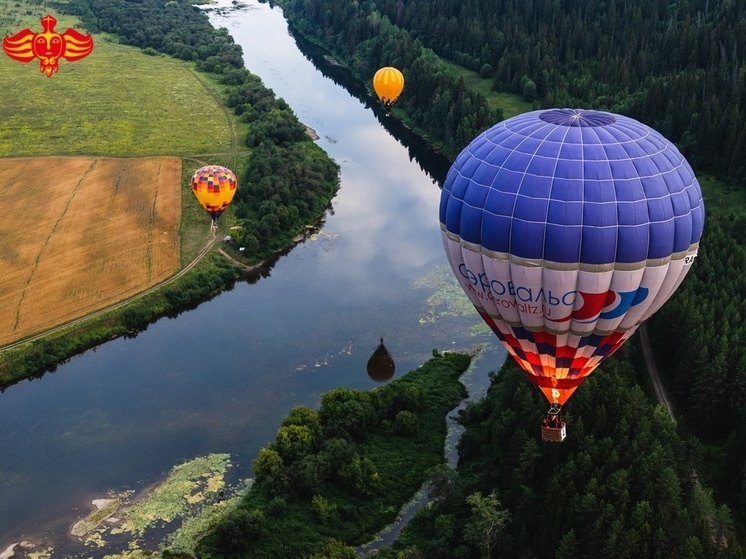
[372, 67, 404, 113]
[190, 165, 237, 227]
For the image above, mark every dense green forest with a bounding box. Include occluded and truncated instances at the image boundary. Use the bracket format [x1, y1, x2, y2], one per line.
[647, 200, 746, 531]
[278, 0, 746, 179]
[374, 353, 743, 559]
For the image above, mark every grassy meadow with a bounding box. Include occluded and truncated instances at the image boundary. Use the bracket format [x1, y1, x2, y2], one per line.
[440, 60, 534, 118]
[0, 0, 241, 157]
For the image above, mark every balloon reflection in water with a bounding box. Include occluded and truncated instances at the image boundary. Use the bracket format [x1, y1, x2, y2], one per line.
[367, 338, 396, 382]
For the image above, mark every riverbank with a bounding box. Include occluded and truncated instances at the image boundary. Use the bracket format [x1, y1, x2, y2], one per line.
[0, 210, 333, 390]
[0, 349, 491, 559]
[193, 351, 472, 558]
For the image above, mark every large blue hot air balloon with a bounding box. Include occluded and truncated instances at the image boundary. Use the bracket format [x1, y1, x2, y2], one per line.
[440, 108, 704, 441]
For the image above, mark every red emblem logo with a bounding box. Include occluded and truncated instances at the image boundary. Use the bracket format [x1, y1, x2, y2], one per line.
[3, 15, 94, 77]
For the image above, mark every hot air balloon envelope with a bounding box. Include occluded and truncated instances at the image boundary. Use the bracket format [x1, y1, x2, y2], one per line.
[373, 67, 404, 111]
[190, 165, 237, 226]
[440, 109, 704, 411]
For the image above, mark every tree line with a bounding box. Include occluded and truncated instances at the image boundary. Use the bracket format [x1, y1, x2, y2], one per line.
[278, 0, 746, 181]
[278, 0, 504, 156]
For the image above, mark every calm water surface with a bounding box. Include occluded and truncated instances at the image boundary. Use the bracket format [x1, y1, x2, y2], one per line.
[0, 0, 505, 553]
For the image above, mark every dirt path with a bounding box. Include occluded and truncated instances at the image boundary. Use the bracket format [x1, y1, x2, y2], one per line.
[638, 323, 676, 423]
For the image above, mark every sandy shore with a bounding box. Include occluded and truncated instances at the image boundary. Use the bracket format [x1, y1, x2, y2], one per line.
[0, 542, 36, 559]
[70, 498, 120, 537]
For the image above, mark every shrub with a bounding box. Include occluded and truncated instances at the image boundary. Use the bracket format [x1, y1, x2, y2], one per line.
[394, 410, 419, 436]
[253, 447, 283, 483]
[311, 494, 338, 524]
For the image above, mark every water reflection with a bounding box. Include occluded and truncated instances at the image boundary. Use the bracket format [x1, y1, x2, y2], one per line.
[366, 338, 396, 382]
[284, 22, 452, 183]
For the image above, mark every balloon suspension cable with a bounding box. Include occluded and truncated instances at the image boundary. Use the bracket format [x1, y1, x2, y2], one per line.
[544, 403, 563, 429]
[547, 388, 562, 421]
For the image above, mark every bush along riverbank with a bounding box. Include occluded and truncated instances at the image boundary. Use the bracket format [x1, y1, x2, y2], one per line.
[190, 351, 471, 559]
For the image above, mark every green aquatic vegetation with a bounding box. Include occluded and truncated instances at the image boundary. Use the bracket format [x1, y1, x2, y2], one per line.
[468, 321, 492, 337]
[165, 480, 253, 556]
[75, 455, 252, 557]
[112, 454, 233, 535]
[415, 264, 479, 325]
[100, 550, 152, 559]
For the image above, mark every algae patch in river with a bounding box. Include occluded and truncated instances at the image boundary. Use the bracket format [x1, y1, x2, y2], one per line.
[415, 264, 491, 336]
[112, 453, 231, 534]
[75, 453, 252, 557]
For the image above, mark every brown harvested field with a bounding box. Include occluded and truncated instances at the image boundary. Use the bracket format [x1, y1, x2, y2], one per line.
[0, 156, 182, 346]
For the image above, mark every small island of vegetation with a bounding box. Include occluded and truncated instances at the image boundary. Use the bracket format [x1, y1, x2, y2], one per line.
[192, 350, 470, 559]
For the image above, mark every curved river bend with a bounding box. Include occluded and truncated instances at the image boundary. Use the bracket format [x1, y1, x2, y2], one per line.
[0, 1, 505, 554]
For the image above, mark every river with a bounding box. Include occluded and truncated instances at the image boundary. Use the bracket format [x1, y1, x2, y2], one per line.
[0, 1, 505, 555]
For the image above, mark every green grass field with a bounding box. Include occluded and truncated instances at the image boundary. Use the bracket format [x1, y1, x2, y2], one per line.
[698, 173, 746, 215]
[0, 0, 240, 157]
[441, 60, 533, 118]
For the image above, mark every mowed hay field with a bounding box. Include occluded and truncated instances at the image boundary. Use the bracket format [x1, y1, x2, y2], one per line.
[0, 156, 182, 346]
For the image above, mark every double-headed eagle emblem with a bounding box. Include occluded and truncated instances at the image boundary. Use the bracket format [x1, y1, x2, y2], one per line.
[3, 15, 94, 77]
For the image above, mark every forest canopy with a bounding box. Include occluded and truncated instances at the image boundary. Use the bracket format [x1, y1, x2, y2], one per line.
[278, 0, 746, 180]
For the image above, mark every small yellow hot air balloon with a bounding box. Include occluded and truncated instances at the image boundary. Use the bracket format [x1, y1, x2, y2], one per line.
[372, 67, 404, 114]
[190, 165, 237, 228]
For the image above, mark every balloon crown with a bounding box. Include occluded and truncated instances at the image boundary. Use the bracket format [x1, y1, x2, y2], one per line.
[539, 108, 616, 127]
